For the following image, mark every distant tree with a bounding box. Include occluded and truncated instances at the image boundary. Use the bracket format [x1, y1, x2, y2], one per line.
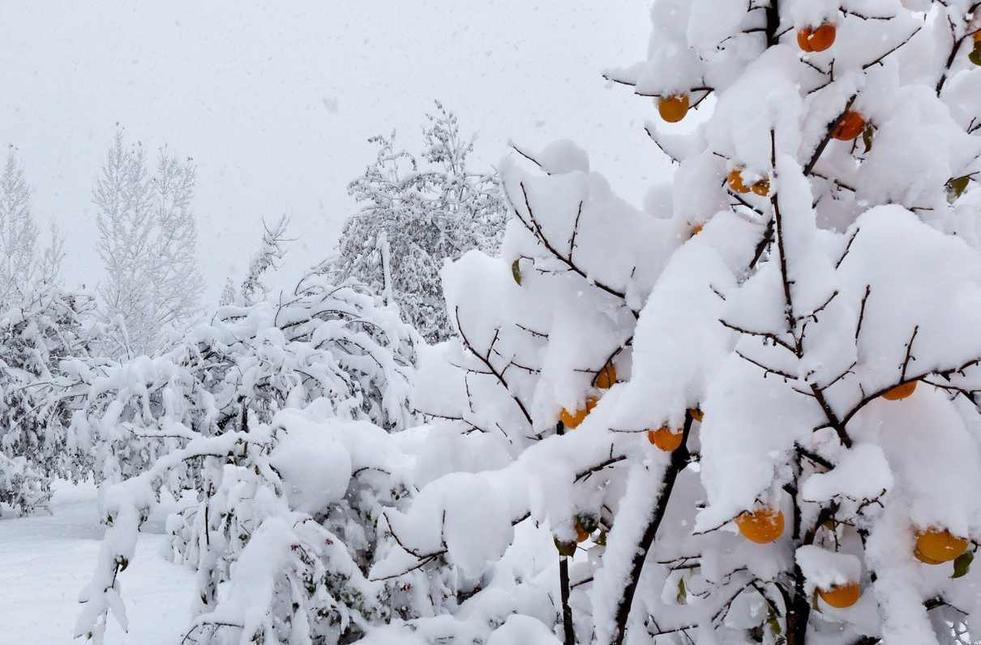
[0, 147, 63, 301]
[0, 146, 92, 515]
[331, 103, 506, 343]
[94, 130, 203, 358]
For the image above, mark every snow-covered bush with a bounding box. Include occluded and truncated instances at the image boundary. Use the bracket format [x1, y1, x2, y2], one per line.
[378, 3, 981, 645]
[0, 453, 50, 516]
[331, 103, 507, 343]
[68, 277, 416, 484]
[0, 287, 96, 509]
[80, 409, 416, 645]
[0, 149, 95, 514]
[74, 277, 420, 643]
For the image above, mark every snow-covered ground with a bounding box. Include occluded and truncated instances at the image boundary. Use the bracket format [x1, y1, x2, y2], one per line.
[0, 483, 193, 644]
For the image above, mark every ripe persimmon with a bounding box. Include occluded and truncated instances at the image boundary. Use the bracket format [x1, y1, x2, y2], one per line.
[797, 23, 836, 53]
[689, 407, 704, 422]
[881, 380, 917, 401]
[689, 224, 704, 237]
[818, 582, 861, 609]
[914, 528, 969, 565]
[595, 363, 617, 389]
[751, 178, 771, 197]
[728, 169, 751, 194]
[647, 425, 684, 452]
[658, 94, 690, 123]
[735, 507, 785, 544]
[560, 396, 597, 429]
[833, 111, 866, 141]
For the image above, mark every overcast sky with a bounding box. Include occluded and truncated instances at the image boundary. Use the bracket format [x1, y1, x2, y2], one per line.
[0, 1, 669, 301]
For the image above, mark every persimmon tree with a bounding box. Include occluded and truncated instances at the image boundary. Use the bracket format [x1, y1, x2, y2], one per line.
[378, 2, 981, 644]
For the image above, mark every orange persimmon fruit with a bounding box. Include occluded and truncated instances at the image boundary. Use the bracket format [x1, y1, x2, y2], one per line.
[560, 396, 597, 429]
[736, 507, 785, 544]
[881, 380, 917, 401]
[833, 111, 866, 141]
[818, 582, 861, 609]
[658, 94, 690, 123]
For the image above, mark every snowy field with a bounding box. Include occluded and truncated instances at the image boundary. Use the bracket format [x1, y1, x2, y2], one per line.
[0, 483, 193, 644]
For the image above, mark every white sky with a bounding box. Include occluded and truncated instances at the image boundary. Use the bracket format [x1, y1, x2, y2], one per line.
[0, 1, 671, 302]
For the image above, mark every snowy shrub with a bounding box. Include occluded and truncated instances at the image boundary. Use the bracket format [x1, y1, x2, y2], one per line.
[379, 3, 981, 645]
[0, 453, 50, 516]
[74, 277, 420, 643]
[0, 287, 96, 500]
[68, 277, 417, 484]
[331, 103, 507, 343]
[0, 146, 94, 515]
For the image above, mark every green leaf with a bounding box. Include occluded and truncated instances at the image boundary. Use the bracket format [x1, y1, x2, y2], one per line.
[766, 604, 782, 636]
[862, 124, 874, 154]
[947, 175, 971, 203]
[511, 259, 522, 285]
[952, 550, 974, 579]
[971, 43, 981, 66]
[676, 576, 687, 605]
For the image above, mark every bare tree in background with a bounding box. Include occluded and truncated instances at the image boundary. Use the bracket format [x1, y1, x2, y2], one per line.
[94, 130, 203, 357]
[0, 147, 63, 302]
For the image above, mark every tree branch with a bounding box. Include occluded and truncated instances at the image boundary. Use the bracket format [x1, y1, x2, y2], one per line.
[608, 412, 694, 645]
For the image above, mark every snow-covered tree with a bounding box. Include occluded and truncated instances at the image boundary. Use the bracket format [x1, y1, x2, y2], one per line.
[0, 146, 63, 302]
[74, 275, 420, 643]
[331, 103, 507, 343]
[94, 130, 203, 358]
[373, 3, 981, 645]
[0, 147, 93, 515]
